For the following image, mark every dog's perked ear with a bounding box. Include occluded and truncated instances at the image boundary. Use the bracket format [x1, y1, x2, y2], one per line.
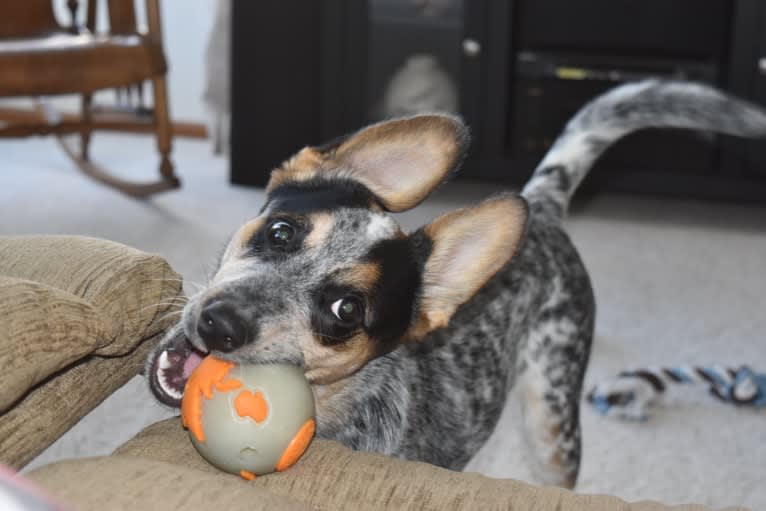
[267, 115, 470, 212]
[410, 194, 529, 338]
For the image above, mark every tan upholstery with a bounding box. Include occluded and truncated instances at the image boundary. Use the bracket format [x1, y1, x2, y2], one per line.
[0, 335, 158, 470]
[30, 418, 740, 511]
[0, 276, 107, 412]
[0, 236, 181, 354]
[28, 456, 312, 511]
[0, 235, 182, 468]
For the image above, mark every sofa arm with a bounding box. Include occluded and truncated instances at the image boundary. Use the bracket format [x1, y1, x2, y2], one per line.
[0, 276, 108, 413]
[0, 236, 183, 469]
[108, 419, 745, 511]
[27, 456, 312, 511]
[0, 235, 182, 353]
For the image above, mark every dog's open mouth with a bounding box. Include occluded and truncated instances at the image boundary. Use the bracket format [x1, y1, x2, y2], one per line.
[149, 337, 207, 407]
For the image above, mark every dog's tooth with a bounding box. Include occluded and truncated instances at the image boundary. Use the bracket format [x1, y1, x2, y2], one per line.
[157, 372, 172, 394]
[159, 373, 183, 400]
[158, 350, 172, 370]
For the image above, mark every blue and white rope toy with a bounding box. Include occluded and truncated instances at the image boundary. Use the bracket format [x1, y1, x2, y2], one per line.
[587, 365, 766, 421]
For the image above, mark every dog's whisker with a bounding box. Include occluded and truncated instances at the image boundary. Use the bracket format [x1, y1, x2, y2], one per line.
[148, 277, 206, 294]
[138, 300, 187, 313]
[162, 297, 188, 304]
[151, 304, 186, 312]
[156, 309, 183, 319]
[156, 310, 184, 324]
[141, 298, 188, 307]
[142, 293, 188, 300]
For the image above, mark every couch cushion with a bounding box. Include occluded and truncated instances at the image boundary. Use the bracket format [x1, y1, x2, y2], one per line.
[0, 236, 182, 356]
[0, 334, 157, 469]
[0, 236, 183, 469]
[27, 456, 310, 511]
[0, 276, 108, 413]
[113, 419, 739, 511]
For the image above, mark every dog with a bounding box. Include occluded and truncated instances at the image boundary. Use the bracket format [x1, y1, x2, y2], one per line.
[147, 80, 766, 488]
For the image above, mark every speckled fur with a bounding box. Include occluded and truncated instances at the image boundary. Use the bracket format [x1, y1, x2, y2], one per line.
[147, 81, 766, 488]
[307, 203, 595, 487]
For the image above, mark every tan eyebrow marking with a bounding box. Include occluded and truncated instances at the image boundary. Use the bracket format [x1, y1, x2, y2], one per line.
[236, 217, 267, 249]
[304, 212, 335, 249]
[337, 262, 381, 293]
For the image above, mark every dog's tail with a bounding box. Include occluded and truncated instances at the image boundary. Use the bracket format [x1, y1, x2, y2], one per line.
[522, 80, 766, 217]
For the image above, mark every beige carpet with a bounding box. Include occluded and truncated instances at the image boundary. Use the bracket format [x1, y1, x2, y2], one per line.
[2, 133, 764, 509]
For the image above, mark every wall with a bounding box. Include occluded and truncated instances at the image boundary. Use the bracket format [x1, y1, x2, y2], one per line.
[154, 0, 217, 121]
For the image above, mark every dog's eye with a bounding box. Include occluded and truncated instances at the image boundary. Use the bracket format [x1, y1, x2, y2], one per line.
[330, 297, 364, 325]
[267, 221, 296, 248]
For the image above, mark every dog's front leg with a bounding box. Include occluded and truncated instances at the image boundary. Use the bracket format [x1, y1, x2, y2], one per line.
[519, 310, 593, 489]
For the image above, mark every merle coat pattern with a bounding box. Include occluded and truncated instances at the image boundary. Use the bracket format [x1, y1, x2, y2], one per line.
[147, 81, 766, 488]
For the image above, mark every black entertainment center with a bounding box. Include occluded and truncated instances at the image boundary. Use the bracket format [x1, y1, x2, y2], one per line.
[230, 0, 766, 202]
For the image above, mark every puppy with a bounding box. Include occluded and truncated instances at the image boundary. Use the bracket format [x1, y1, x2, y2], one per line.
[147, 81, 766, 488]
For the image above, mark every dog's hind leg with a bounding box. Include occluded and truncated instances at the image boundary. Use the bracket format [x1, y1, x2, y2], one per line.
[518, 307, 593, 489]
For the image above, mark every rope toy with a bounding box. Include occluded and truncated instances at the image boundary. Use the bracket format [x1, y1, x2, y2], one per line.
[587, 365, 766, 421]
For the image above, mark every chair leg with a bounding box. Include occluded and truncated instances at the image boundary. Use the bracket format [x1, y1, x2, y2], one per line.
[151, 74, 180, 186]
[57, 135, 182, 198]
[80, 93, 93, 161]
[54, 76, 181, 198]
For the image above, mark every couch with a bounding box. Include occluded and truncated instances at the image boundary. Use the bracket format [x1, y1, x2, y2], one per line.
[0, 235, 746, 510]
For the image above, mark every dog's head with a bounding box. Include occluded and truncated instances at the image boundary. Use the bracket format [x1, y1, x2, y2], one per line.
[148, 115, 528, 406]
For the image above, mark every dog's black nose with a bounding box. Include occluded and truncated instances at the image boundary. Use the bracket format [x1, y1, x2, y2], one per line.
[197, 301, 247, 352]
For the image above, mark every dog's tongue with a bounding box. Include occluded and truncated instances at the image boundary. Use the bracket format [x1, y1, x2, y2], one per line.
[183, 351, 205, 378]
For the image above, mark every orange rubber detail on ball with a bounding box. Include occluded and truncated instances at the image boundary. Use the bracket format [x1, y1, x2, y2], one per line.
[181, 356, 242, 443]
[239, 470, 257, 481]
[275, 418, 316, 472]
[234, 390, 269, 423]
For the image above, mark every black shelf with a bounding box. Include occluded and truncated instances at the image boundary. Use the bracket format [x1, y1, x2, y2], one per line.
[230, 0, 766, 202]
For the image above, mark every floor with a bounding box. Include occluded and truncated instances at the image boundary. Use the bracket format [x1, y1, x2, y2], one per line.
[2, 133, 764, 509]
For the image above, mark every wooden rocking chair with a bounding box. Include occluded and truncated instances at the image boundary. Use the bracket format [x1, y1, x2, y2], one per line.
[0, 0, 180, 197]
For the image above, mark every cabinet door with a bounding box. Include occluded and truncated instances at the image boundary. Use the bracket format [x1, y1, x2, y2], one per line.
[367, 1, 465, 120]
[230, 1, 324, 187]
[719, 0, 766, 202]
[747, 1, 766, 181]
[320, 0, 484, 148]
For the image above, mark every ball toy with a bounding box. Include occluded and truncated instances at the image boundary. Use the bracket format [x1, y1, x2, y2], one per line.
[181, 356, 316, 480]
